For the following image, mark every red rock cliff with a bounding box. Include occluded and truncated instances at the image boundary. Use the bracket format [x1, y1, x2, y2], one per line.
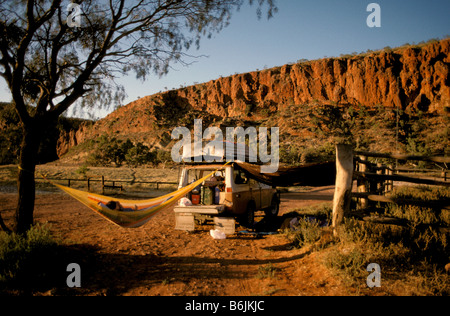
[59, 39, 450, 156]
[172, 38, 449, 115]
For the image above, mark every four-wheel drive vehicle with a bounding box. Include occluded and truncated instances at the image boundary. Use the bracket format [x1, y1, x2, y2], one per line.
[174, 163, 280, 234]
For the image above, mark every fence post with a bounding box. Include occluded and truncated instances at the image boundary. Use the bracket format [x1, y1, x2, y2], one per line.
[376, 163, 383, 193]
[332, 144, 354, 236]
[102, 176, 105, 195]
[387, 165, 394, 192]
[357, 156, 369, 209]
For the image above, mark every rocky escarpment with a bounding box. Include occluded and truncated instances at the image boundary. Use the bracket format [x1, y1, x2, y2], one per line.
[58, 39, 450, 157]
[174, 38, 449, 114]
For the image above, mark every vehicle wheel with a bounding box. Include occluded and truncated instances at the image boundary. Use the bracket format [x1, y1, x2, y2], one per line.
[264, 194, 280, 218]
[240, 202, 255, 228]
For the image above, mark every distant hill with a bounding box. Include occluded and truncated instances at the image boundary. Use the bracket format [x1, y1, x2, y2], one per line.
[0, 102, 93, 165]
[2, 38, 449, 166]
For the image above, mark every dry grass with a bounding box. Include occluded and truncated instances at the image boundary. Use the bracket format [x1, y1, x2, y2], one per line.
[0, 164, 180, 198]
[285, 186, 450, 296]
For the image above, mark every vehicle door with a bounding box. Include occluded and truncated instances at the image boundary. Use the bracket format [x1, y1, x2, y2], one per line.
[248, 178, 261, 210]
[232, 169, 251, 215]
[259, 182, 272, 209]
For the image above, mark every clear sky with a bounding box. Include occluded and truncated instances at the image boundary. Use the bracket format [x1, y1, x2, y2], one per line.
[1, 0, 449, 118]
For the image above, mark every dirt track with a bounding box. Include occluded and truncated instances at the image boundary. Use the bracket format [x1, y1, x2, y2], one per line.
[0, 186, 375, 296]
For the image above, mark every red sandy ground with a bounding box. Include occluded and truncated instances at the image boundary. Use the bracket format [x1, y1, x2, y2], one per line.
[0, 186, 390, 296]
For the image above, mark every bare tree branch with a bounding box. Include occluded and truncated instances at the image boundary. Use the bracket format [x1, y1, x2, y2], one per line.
[0, 0, 277, 232]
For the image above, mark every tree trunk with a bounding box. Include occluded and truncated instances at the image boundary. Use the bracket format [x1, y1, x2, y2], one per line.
[15, 122, 41, 234]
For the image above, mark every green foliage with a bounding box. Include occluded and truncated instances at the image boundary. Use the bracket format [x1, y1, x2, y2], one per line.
[156, 149, 173, 164]
[325, 247, 367, 280]
[285, 218, 322, 249]
[309, 186, 450, 294]
[279, 145, 301, 165]
[125, 142, 152, 167]
[306, 104, 362, 146]
[76, 164, 90, 176]
[86, 136, 172, 167]
[325, 218, 449, 294]
[0, 224, 63, 292]
[386, 186, 450, 226]
[279, 142, 335, 165]
[338, 217, 449, 267]
[283, 203, 332, 249]
[325, 186, 450, 294]
[257, 263, 278, 279]
[0, 102, 22, 164]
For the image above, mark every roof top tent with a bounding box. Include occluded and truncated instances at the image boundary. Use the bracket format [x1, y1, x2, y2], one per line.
[181, 140, 260, 166]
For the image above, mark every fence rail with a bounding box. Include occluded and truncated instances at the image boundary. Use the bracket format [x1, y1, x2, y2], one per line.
[354, 150, 450, 164]
[332, 145, 449, 234]
[37, 176, 178, 193]
[353, 171, 450, 187]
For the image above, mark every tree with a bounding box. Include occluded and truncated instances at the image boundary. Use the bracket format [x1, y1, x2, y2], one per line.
[307, 104, 359, 145]
[125, 142, 150, 167]
[0, 0, 277, 233]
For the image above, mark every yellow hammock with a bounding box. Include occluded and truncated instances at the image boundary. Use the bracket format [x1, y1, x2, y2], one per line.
[47, 165, 225, 228]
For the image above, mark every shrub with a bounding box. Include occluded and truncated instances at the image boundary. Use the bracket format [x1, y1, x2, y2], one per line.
[125, 142, 151, 167]
[279, 145, 300, 165]
[326, 216, 450, 294]
[257, 263, 278, 279]
[86, 136, 125, 167]
[386, 186, 450, 226]
[285, 217, 322, 249]
[86, 136, 174, 167]
[324, 247, 367, 281]
[0, 225, 64, 293]
[156, 149, 173, 165]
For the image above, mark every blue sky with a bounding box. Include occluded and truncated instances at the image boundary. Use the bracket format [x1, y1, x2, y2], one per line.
[1, 0, 449, 118]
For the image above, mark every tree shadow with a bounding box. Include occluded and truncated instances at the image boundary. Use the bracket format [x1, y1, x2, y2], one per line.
[37, 242, 311, 296]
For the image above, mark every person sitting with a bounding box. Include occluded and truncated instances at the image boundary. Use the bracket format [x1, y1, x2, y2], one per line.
[99, 201, 137, 212]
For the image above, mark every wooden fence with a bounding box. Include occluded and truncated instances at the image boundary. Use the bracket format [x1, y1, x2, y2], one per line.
[332, 145, 450, 233]
[353, 152, 449, 210]
[37, 176, 178, 194]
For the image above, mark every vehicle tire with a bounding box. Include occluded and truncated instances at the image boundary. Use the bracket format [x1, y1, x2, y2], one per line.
[264, 194, 280, 218]
[240, 202, 255, 228]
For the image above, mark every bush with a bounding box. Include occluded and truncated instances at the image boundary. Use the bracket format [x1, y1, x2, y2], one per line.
[279, 145, 301, 165]
[324, 247, 367, 281]
[285, 217, 322, 249]
[326, 217, 450, 294]
[125, 142, 150, 167]
[86, 136, 124, 167]
[156, 149, 173, 165]
[0, 225, 64, 293]
[86, 136, 173, 167]
[386, 186, 450, 226]
[0, 103, 22, 164]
